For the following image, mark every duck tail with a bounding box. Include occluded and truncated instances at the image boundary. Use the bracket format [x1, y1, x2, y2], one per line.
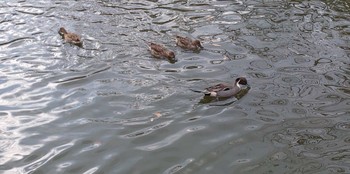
[189, 88, 210, 95]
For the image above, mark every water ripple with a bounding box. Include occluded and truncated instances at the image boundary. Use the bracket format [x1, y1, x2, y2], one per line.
[122, 120, 173, 138]
[20, 142, 74, 173]
[137, 126, 205, 151]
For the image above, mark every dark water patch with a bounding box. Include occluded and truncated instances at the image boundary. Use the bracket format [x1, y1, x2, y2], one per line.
[164, 158, 193, 174]
[183, 116, 201, 123]
[54, 65, 110, 84]
[0, 37, 36, 47]
[344, 137, 350, 143]
[183, 65, 204, 70]
[338, 87, 350, 96]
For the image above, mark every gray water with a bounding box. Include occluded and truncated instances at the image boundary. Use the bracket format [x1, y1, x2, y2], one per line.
[0, 0, 349, 173]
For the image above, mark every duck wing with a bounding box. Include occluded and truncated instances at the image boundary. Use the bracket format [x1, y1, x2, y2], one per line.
[176, 36, 191, 47]
[65, 33, 81, 43]
[149, 43, 166, 52]
[149, 43, 168, 57]
[205, 83, 231, 92]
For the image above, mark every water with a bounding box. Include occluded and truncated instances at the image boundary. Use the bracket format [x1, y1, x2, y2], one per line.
[0, 0, 349, 173]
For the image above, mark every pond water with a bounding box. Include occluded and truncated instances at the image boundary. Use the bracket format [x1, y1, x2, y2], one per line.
[0, 0, 349, 173]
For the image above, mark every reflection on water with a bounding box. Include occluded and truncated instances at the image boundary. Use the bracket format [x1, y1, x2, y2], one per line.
[0, 0, 349, 173]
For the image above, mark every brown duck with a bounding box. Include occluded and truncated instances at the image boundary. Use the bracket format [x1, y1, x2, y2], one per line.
[143, 39, 175, 60]
[176, 35, 203, 51]
[58, 27, 82, 47]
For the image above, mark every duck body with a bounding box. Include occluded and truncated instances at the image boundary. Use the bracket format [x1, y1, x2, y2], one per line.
[203, 77, 248, 98]
[143, 40, 175, 60]
[58, 27, 82, 47]
[176, 36, 203, 51]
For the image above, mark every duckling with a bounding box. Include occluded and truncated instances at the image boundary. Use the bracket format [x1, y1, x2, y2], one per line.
[58, 27, 82, 47]
[175, 35, 203, 51]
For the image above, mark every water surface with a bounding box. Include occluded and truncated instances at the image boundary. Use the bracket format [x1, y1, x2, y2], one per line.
[0, 0, 349, 173]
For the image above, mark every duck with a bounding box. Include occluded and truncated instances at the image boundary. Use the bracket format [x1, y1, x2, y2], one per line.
[58, 27, 82, 47]
[143, 39, 176, 60]
[195, 77, 248, 98]
[175, 35, 203, 51]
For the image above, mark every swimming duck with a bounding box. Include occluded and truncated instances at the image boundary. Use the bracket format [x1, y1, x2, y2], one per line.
[143, 40, 175, 60]
[58, 27, 82, 47]
[175, 35, 203, 51]
[201, 77, 248, 98]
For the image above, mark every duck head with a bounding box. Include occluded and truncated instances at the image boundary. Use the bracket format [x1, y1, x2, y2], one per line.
[167, 51, 175, 59]
[193, 40, 203, 49]
[58, 27, 67, 35]
[235, 77, 248, 88]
